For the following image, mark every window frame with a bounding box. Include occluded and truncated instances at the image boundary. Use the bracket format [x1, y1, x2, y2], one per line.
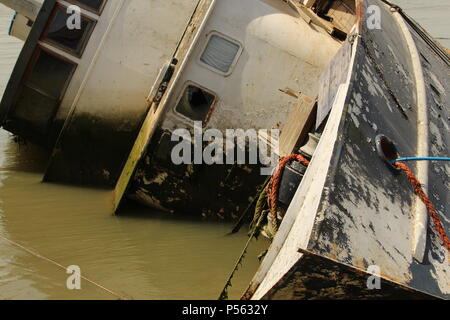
[66, 0, 107, 15]
[12, 46, 77, 134]
[21, 46, 78, 101]
[40, 3, 97, 58]
[198, 31, 243, 77]
[173, 81, 218, 125]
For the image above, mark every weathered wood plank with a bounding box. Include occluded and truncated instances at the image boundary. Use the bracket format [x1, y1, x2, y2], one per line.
[279, 94, 316, 157]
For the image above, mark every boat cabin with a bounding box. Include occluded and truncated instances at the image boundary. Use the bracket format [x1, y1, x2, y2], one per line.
[0, 0, 357, 218]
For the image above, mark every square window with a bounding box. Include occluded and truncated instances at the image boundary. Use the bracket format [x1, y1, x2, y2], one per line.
[69, 0, 106, 14]
[13, 86, 59, 134]
[200, 34, 241, 74]
[175, 84, 216, 122]
[42, 5, 96, 56]
[26, 49, 76, 99]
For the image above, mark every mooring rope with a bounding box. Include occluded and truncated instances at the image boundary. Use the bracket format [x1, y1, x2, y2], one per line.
[268, 154, 450, 252]
[268, 154, 310, 216]
[393, 162, 450, 252]
[220, 152, 450, 299]
[218, 212, 266, 301]
[228, 177, 271, 235]
[0, 234, 128, 300]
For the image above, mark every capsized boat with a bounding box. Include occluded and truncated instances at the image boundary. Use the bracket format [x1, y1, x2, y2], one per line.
[0, 0, 448, 299]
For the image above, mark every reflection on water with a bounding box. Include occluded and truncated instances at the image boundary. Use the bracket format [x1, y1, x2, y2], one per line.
[0, 130, 268, 299]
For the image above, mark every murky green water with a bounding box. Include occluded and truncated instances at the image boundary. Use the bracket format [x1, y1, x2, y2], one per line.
[0, 126, 268, 300]
[0, 5, 267, 300]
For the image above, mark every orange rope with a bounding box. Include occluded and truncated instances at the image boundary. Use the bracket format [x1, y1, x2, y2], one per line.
[394, 162, 450, 252]
[268, 154, 310, 215]
[268, 155, 450, 253]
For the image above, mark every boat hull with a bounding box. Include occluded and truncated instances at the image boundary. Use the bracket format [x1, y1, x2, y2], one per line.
[245, 0, 450, 300]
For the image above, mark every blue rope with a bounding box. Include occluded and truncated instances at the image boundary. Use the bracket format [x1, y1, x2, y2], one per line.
[392, 157, 450, 163]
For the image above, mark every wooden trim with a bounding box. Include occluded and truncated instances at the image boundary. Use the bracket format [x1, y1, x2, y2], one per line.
[279, 94, 317, 157]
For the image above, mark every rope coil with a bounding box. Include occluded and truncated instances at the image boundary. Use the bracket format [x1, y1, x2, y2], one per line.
[268, 154, 310, 215]
[394, 162, 450, 252]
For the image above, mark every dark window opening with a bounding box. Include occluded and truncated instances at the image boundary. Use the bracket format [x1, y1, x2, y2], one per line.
[12, 86, 59, 134]
[26, 49, 76, 99]
[69, 0, 106, 14]
[11, 48, 76, 134]
[42, 5, 96, 56]
[175, 85, 216, 122]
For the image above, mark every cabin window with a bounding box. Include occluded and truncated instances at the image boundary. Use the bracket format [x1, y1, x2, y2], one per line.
[175, 84, 216, 122]
[69, 0, 107, 14]
[13, 86, 59, 133]
[12, 48, 76, 133]
[200, 33, 241, 75]
[26, 49, 76, 99]
[42, 5, 96, 57]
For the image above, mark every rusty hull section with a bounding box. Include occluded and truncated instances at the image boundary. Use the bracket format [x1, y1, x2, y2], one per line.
[261, 250, 437, 300]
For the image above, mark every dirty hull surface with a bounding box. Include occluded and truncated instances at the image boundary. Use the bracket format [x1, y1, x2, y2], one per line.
[259, 0, 449, 300]
[262, 250, 436, 300]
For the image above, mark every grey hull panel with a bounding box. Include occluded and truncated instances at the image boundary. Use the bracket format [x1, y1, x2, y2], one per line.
[261, 250, 437, 300]
[259, 0, 449, 300]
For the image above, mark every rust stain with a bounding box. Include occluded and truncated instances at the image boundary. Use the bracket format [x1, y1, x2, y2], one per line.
[241, 283, 260, 300]
[355, 0, 365, 33]
[203, 102, 216, 125]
